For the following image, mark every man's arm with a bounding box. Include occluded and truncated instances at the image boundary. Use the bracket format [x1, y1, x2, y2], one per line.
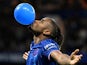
[50, 49, 82, 65]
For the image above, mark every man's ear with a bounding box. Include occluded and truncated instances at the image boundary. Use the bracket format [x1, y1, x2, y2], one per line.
[43, 29, 51, 35]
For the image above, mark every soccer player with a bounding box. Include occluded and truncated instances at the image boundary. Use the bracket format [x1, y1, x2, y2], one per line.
[23, 17, 82, 65]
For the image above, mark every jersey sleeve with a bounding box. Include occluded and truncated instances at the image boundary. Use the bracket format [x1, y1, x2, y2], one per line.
[42, 41, 59, 60]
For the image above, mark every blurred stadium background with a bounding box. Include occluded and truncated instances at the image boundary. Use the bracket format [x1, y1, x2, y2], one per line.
[0, 0, 87, 65]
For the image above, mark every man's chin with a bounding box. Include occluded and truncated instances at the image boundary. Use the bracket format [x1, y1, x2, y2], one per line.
[30, 29, 41, 36]
[27, 26, 33, 32]
[27, 26, 41, 36]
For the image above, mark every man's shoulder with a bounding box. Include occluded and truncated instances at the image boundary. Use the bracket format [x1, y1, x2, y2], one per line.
[41, 39, 59, 51]
[41, 39, 58, 47]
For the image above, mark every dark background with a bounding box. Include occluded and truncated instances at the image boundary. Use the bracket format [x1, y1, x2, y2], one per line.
[0, 0, 87, 65]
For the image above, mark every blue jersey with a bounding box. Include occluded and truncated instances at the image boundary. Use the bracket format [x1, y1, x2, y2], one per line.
[26, 39, 59, 65]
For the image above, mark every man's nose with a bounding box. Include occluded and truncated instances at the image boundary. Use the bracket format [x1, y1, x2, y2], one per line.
[35, 20, 40, 23]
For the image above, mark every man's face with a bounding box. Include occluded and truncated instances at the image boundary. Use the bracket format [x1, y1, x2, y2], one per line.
[31, 17, 51, 33]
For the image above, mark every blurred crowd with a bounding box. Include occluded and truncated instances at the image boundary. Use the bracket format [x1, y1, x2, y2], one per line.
[0, 0, 87, 65]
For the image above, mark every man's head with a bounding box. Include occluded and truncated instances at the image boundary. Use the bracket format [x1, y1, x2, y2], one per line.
[31, 17, 54, 36]
[30, 17, 63, 45]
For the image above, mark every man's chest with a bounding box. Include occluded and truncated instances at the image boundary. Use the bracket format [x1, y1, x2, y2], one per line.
[28, 48, 42, 63]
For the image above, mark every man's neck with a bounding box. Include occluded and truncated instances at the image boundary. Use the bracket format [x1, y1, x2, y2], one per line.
[33, 34, 48, 44]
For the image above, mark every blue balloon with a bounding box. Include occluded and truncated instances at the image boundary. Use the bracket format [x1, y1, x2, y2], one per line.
[14, 3, 35, 25]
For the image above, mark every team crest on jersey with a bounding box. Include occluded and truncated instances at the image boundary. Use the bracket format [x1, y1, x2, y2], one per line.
[33, 49, 39, 56]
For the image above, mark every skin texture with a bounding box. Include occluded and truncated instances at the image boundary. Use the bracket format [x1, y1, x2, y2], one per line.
[23, 17, 83, 65]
